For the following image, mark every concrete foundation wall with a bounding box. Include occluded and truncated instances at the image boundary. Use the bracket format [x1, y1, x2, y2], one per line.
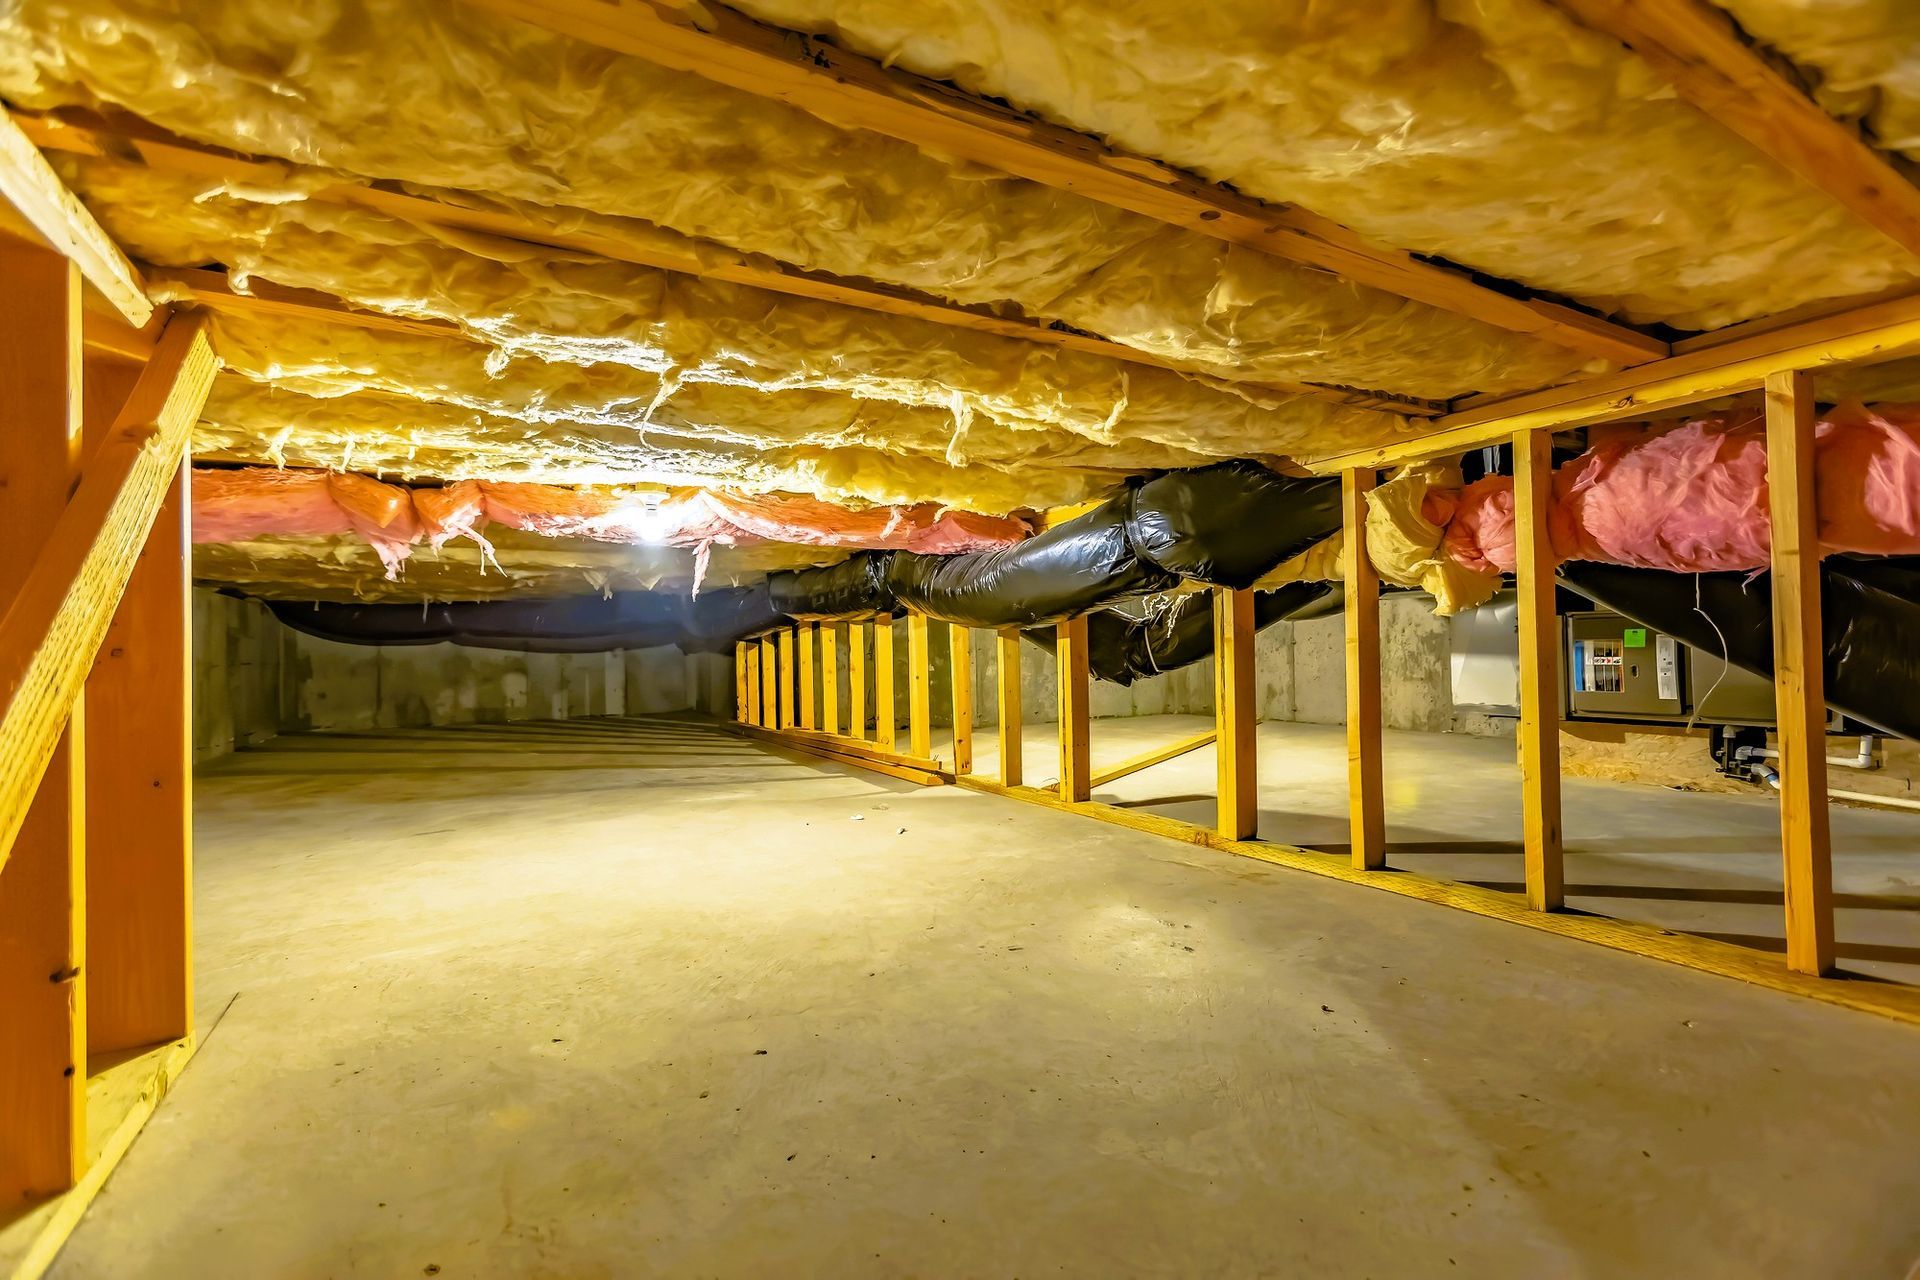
[193, 590, 291, 763]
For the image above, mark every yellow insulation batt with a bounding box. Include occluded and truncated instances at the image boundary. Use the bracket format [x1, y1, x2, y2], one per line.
[1, 0, 1593, 399]
[726, 0, 1920, 329]
[194, 379, 1125, 514]
[1713, 1, 1920, 156]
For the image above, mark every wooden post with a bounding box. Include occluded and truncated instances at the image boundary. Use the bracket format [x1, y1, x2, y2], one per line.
[84, 357, 192, 1052]
[777, 627, 796, 730]
[1057, 615, 1091, 801]
[997, 628, 1023, 787]
[1342, 470, 1386, 868]
[797, 622, 816, 730]
[1765, 370, 1835, 975]
[743, 641, 760, 724]
[819, 623, 840, 736]
[0, 242, 87, 1197]
[907, 611, 933, 759]
[1514, 429, 1564, 911]
[849, 621, 868, 742]
[758, 636, 777, 730]
[1214, 587, 1258, 840]
[949, 624, 973, 774]
[874, 613, 897, 751]
[734, 642, 749, 722]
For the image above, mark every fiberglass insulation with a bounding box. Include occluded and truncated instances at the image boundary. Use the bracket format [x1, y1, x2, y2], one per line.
[0, 0, 1597, 399]
[1711, 0, 1920, 155]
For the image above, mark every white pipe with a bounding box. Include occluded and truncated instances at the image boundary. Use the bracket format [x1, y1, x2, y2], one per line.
[1748, 734, 1879, 771]
[1746, 760, 1920, 813]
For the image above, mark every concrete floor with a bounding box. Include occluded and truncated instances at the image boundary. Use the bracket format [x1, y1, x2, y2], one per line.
[55, 715, 1920, 1277]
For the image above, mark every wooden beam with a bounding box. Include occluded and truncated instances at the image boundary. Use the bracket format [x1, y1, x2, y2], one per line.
[736, 642, 753, 723]
[0, 110, 152, 327]
[82, 358, 193, 1054]
[906, 612, 933, 760]
[1213, 588, 1258, 840]
[873, 614, 897, 752]
[777, 628, 796, 730]
[1341, 473, 1387, 869]
[848, 622, 868, 742]
[457, 1, 1663, 365]
[948, 624, 974, 775]
[797, 622, 817, 731]
[1306, 290, 1920, 473]
[758, 636, 776, 730]
[733, 722, 952, 786]
[1056, 616, 1091, 802]
[1554, 0, 1920, 259]
[14, 112, 1438, 417]
[819, 623, 840, 737]
[0, 243, 88, 1200]
[1093, 727, 1218, 789]
[996, 628, 1023, 788]
[1765, 370, 1835, 975]
[1514, 430, 1565, 912]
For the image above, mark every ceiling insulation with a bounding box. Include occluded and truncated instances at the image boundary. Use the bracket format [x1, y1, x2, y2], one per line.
[1713, 0, 1920, 154]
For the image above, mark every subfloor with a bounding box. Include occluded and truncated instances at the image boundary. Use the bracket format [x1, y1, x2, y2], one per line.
[55, 715, 1920, 1278]
[964, 715, 1920, 985]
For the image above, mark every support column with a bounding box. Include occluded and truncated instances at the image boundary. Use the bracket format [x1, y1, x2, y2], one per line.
[1342, 469, 1385, 869]
[997, 628, 1023, 787]
[1765, 370, 1834, 975]
[907, 612, 932, 760]
[777, 627, 796, 730]
[874, 614, 897, 751]
[1214, 587, 1258, 840]
[949, 624, 973, 774]
[1057, 615, 1091, 802]
[743, 641, 760, 725]
[0, 242, 87, 1197]
[758, 636, 777, 730]
[797, 622, 816, 731]
[734, 642, 749, 722]
[84, 357, 192, 1053]
[820, 623, 840, 737]
[848, 622, 868, 742]
[1514, 429, 1564, 911]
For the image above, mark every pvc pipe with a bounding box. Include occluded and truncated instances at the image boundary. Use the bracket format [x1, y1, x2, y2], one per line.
[1744, 735, 1879, 771]
[1746, 760, 1920, 813]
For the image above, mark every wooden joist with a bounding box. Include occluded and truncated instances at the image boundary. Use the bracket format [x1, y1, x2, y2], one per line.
[1307, 289, 1920, 472]
[1554, 0, 1920, 259]
[0, 110, 152, 327]
[456, 0, 1664, 366]
[0, 313, 216, 875]
[13, 110, 1437, 417]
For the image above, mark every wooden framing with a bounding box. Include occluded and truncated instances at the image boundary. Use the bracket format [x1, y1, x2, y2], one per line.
[0, 111, 151, 327]
[948, 624, 973, 775]
[740, 641, 759, 724]
[776, 627, 796, 730]
[1056, 616, 1091, 802]
[1212, 588, 1258, 840]
[1093, 728, 1218, 790]
[1765, 371, 1835, 975]
[458, 1, 1664, 365]
[1553, 0, 1920, 259]
[1341, 472, 1386, 869]
[1513, 430, 1565, 912]
[797, 623, 817, 731]
[819, 624, 840, 737]
[733, 722, 951, 787]
[14, 112, 1435, 418]
[873, 614, 897, 752]
[848, 622, 868, 742]
[996, 629, 1023, 788]
[906, 612, 933, 761]
[758, 636, 777, 730]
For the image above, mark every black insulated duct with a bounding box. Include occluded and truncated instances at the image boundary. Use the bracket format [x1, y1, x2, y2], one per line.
[1021, 581, 1336, 685]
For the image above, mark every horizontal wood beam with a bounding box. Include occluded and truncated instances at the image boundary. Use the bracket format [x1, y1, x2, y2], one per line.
[13, 109, 1437, 417]
[0, 110, 153, 327]
[0, 315, 216, 873]
[1091, 727, 1217, 789]
[456, 0, 1667, 367]
[1305, 290, 1920, 471]
[1554, 0, 1920, 259]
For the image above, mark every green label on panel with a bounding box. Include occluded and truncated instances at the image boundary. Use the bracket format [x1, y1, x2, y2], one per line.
[1623, 627, 1648, 648]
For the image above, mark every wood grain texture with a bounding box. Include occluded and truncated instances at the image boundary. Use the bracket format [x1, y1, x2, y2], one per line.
[906, 612, 933, 761]
[873, 614, 896, 752]
[0, 111, 151, 326]
[848, 622, 867, 742]
[797, 622, 816, 731]
[1764, 370, 1835, 975]
[776, 628, 795, 730]
[819, 623, 840, 737]
[1213, 588, 1258, 840]
[757, 637, 776, 729]
[1341, 474, 1385, 868]
[1513, 430, 1565, 911]
[1093, 728, 1217, 789]
[996, 628, 1022, 788]
[1056, 616, 1091, 802]
[948, 624, 973, 775]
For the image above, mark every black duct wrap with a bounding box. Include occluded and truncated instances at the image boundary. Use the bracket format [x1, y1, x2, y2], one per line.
[681, 583, 785, 653]
[766, 552, 896, 621]
[267, 593, 693, 654]
[1021, 581, 1336, 685]
[1128, 462, 1342, 588]
[1555, 559, 1920, 740]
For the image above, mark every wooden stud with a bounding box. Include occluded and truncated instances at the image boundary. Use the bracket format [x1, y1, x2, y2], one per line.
[0, 110, 152, 326]
[1213, 587, 1259, 841]
[758, 637, 777, 730]
[458, 0, 1665, 365]
[777, 628, 796, 730]
[1093, 728, 1217, 789]
[742, 642, 759, 724]
[907, 612, 933, 761]
[0, 243, 86, 1199]
[949, 624, 973, 774]
[1057, 616, 1091, 802]
[1514, 430, 1565, 911]
[996, 628, 1023, 787]
[874, 614, 897, 752]
[848, 622, 868, 742]
[797, 622, 817, 731]
[83, 357, 193, 1054]
[1342, 472, 1386, 869]
[819, 623, 840, 737]
[734, 642, 747, 722]
[1765, 370, 1835, 975]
